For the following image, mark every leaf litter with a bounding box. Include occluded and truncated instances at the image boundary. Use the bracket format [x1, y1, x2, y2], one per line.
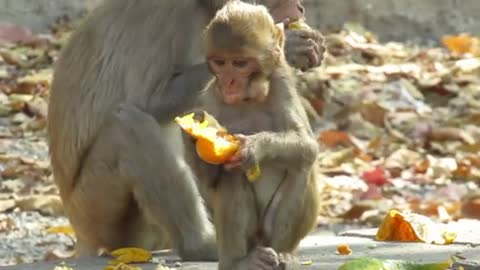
[0, 16, 478, 268]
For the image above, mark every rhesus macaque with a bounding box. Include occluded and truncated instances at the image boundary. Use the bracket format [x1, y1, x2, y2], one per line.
[47, 0, 324, 260]
[193, 2, 320, 269]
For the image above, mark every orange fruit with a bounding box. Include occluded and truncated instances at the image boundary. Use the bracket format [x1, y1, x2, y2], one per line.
[175, 113, 239, 165]
[196, 135, 239, 165]
[336, 244, 352, 255]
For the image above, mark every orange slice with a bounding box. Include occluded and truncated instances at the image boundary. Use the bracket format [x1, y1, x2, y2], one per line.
[175, 113, 239, 165]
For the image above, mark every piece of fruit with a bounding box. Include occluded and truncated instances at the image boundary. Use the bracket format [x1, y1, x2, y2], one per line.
[176, 113, 262, 180]
[288, 19, 311, 30]
[339, 257, 450, 270]
[375, 210, 457, 245]
[337, 244, 352, 255]
[175, 113, 239, 165]
[246, 163, 261, 182]
[195, 132, 239, 165]
[109, 247, 152, 265]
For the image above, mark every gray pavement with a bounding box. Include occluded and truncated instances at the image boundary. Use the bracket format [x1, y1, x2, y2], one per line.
[2, 219, 480, 270]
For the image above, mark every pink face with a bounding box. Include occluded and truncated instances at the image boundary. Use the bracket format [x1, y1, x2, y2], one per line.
[208, 55, 266, 105]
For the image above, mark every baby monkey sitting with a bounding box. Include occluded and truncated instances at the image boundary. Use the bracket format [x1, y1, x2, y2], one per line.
[195, 1, 320, 270]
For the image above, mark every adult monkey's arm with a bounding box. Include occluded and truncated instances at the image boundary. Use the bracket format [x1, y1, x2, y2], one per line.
[268, 0, 325, 70]
[147, 63, 212, 122]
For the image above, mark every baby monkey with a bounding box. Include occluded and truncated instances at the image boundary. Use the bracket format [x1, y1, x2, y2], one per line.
[197, 1, 320, 270]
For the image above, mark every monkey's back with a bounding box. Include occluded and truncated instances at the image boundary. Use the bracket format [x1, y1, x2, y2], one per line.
[47, 0, 209, 197]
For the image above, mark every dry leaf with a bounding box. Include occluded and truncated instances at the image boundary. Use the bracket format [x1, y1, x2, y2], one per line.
[0, 215, 16, 232]
[16, 195, 64, 216]
[54, 266, 75, 270]
[0, 199, 16, 213]
[362, 167, 389, 186]
[105, 263, 143, 270]
[319, 130, 352, 147]
[109, 247, 152, 265]
[47, 225, 76, 237]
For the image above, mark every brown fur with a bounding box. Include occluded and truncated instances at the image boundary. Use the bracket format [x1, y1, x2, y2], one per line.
[47, 0, 322, 260]
[196, 2, 320, 269]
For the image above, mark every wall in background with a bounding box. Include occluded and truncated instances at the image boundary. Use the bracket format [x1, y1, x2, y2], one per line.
[0, 0, 479, 43]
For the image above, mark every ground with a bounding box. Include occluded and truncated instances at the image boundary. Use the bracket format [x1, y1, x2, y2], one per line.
[3, 223, 480, 270]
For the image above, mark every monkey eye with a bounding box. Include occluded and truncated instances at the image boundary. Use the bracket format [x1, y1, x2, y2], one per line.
[212, 59, 226, 66]
[232, 59, 249, 68]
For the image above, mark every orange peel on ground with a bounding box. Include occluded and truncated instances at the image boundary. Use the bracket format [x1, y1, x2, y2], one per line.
[337, 244, 352, 255]
[375, 210, 457, 245]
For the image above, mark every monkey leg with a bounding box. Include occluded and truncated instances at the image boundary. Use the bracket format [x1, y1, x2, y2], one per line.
[214, 178, 279, 270]
[269, 172, 319, 269]
[112, 103, 218, 261]
[69, 103, 217, 260]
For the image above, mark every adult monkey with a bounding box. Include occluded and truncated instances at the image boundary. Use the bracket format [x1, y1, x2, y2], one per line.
[47, 0, 324, 260]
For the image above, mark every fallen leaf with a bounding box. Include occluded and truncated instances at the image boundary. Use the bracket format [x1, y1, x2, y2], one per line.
[0, 199, 16, 213]
[47, 225, 76, 237]
[319, 130, 352, 147]
[0, 215, 16, 232]
[16, 195, 64, 216]
[0, 23, 38, 45]
[109, 247, 152, 265]
[339, 256, 450, 270]
[43, 249, 75, 261]
[362, 167, 389, 186]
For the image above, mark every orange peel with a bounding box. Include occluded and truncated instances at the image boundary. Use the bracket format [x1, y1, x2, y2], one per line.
[175, 113, 239, 165]
[176, 113, 262, 181]
[375, 209, 457, 245]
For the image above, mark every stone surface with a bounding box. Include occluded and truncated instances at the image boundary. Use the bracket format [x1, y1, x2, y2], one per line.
[303, 0, 480, 44]
[0, 0, 479, 43]
[3, 221, 480, 270]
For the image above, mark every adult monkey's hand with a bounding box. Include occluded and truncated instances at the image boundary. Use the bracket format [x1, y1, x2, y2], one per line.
[268, 0, 325, 71]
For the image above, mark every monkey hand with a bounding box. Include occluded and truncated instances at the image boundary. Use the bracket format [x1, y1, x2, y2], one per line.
[224, 134, 259, 171]
[284, 28, 325, 71]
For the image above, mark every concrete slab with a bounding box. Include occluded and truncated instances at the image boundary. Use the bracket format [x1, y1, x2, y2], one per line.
[2, 224, 480, 270]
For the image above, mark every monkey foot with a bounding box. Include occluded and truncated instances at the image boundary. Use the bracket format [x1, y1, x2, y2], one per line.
[233, 247, 280, 270]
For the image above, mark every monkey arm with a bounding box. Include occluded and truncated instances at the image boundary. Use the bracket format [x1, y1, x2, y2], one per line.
[146, 63, 213, 122]
[253, 129, 319, 169]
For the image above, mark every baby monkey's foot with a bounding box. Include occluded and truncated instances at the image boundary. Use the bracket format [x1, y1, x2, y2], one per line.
[236, 246, 280, 270]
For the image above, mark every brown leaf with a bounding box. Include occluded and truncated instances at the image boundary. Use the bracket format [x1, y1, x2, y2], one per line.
[43, 249, 75, 261]
[0, 199, 16, 213]
[25, 97, 48, 118]
[15, 195, 64, 216]
[0, 23, 37, 45]
[0, 215, 16, 232]
[359, 103, 387, 127]
[319, 130, 352, 148]
[414, 159, 430, 174]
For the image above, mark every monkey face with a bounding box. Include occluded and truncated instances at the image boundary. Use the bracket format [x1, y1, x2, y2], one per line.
[208, 55, 269, 105]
